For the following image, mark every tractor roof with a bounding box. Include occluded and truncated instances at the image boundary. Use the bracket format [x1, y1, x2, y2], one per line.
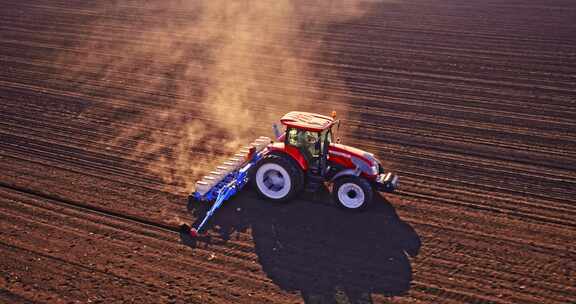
[280, 111, 335, 132]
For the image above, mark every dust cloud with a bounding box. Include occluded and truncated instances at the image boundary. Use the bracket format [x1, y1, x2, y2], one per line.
[57, 0, 382, 194]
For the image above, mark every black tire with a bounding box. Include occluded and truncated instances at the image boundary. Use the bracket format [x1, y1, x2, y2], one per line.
[252, 154, 304, 202]
[332, 176, 373, 210]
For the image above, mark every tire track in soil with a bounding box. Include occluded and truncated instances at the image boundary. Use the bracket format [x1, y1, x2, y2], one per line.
[0, 185, 298, 304]
[3, 180, 572, 299]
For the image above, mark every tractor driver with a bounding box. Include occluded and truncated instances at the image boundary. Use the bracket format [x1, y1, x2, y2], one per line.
[297, 131, 319, 161]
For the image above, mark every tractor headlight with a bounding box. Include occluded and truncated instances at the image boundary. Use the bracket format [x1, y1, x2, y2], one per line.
[370, 164, 379, 175]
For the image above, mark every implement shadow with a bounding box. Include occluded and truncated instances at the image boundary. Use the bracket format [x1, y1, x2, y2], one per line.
[182, 187, 420, 303]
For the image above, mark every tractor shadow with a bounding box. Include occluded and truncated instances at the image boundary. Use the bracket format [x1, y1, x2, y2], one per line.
[182, 187, 421, 303]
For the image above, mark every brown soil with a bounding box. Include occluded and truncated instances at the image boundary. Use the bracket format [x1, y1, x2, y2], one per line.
[1, 0, 575, 303]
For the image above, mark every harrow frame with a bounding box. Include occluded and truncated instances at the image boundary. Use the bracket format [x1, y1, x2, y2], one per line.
[187, 137, 270, 235]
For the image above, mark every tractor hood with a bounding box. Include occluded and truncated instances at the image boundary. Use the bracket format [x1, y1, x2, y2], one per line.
[328, 143, 380, 176]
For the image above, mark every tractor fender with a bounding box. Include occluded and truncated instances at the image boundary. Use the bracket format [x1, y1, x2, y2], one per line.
[266, 144, 308, 170]
[330, 168, 361, 182]
[266, 150, 306, 172]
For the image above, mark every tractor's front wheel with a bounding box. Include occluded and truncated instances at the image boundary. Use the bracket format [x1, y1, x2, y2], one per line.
[333, 176, 373, 210]
[253, 154, 303, 202]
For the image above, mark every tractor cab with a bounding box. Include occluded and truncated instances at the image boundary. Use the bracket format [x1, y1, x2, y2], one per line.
[279, 111, 335, 174]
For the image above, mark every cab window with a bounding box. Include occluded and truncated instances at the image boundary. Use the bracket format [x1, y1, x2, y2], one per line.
[287, 128, 318, 146]
[286, 128, 321, 160]
[319, 129, 332, 145]
[287, 128, 300, 146]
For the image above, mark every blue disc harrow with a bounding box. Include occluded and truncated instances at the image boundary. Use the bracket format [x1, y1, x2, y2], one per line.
[187, 137, 270, 236]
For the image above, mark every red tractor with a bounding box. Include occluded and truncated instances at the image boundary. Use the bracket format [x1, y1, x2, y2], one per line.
[187, 111, 399, 236]
[252, 111, 398, 209]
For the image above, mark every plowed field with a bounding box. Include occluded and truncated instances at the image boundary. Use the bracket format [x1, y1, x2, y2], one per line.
[1, 0, 575, 303]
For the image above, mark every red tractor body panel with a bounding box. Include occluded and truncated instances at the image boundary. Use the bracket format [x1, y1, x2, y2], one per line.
[267, 142, 309, 170]
[328, 143, 379, 179]
[267, 142, 378, 180]
[329, 144, 376, 166]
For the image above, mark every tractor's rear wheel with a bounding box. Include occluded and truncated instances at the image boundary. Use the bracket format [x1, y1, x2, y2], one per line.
[253, 154, 303, 202]
[332, 176, 373, 210]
